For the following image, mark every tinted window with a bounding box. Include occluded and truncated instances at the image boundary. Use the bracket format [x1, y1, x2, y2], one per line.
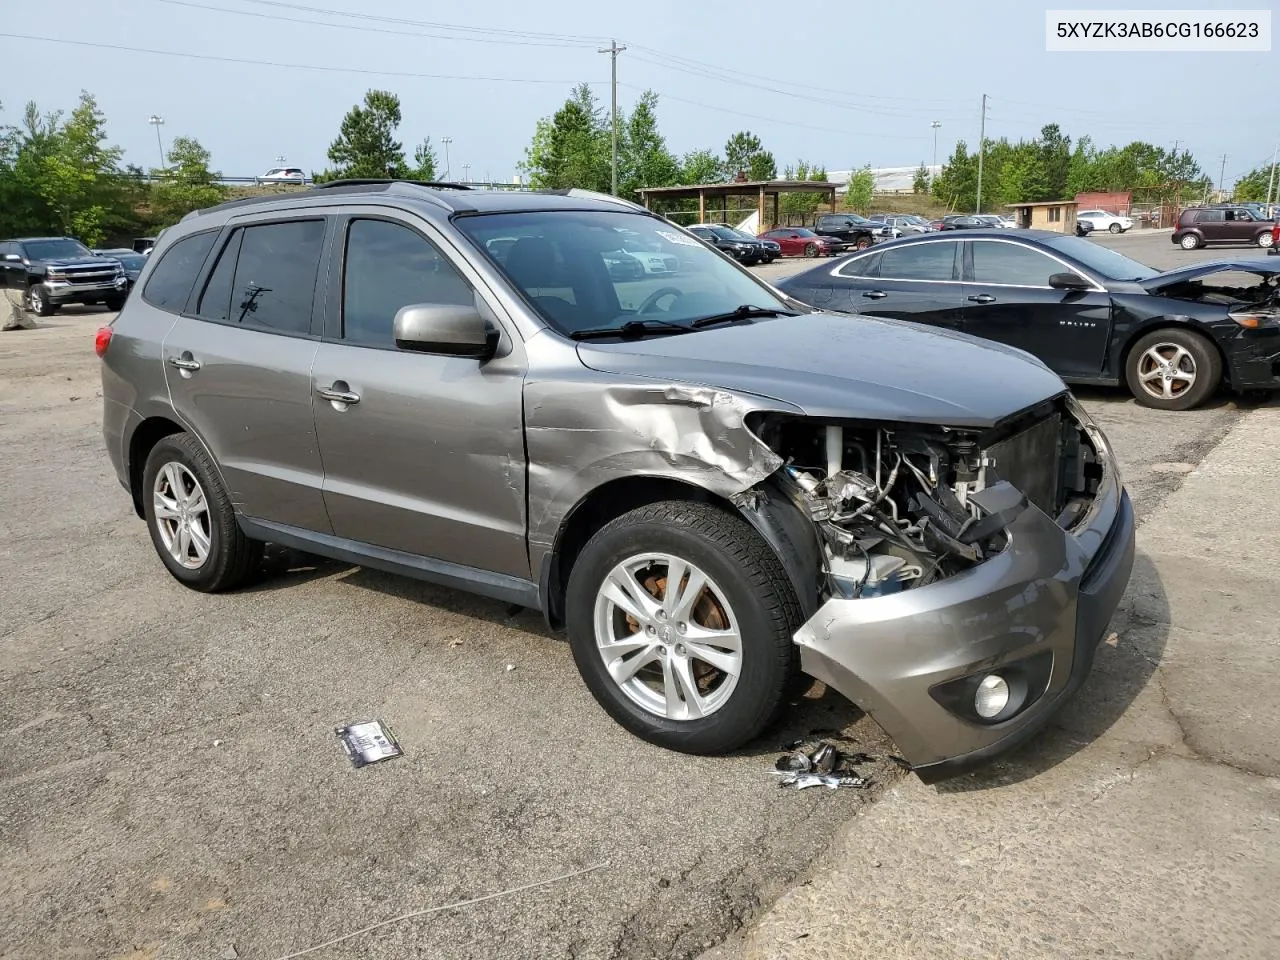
[970, 241, 1061, 286]
[23, 238, 91, 260]
[142, 231, 217, 312]
[879, 242, 956, 281]
[1041, 236, 1157, 281]
[228, 220, 324, 334]
[1194, 209, 1224, 223]
[197, 230, 243, 321]
[837, 252, 880, 278]
[342, 219, 473, 347]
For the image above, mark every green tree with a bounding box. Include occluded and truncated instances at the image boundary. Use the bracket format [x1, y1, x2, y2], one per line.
[322, 89, 407, 180]
[1037, 123, 1071, 199]
[410, 136, 438, 181]
[679, 148, 722, 184]
[618, 91, 679, 200]
[150, 136, 225, 223]
[912, 163, 930, 195]
[724, 130, 776, 181]
[36, 92, 124, 245]
[844, 164, 875, 212]
[1233, 166, 1274, 201]
[781, 160, 827, 215]
[521, 84, 609, 192]
[932, 140, 976, 210]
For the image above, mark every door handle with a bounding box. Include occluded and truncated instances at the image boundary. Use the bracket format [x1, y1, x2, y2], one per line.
[168, 356, 201, 371]
[318, 384, 361, 405]
[862, 290, 888, 299]
[967, 294, 997, 304]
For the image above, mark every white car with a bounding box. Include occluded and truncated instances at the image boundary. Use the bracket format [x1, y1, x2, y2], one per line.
[256, 167, 306, 185]
[1077, 209, 1134, 234]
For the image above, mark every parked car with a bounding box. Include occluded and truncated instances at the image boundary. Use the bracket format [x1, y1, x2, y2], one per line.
[938, 215, 989, 231]
[1173, 205, 1275, 250]
[1077, 210, 1134, 234]
[256, 167, 306, 185]
[694, 224, 778, 263]
[812, 213, 888, 249]
[95, 180, 1134, 780]
[93, 248, 149, 288]
[688, 224, 768, 264]
[777, 230, 1280, 410]
[1076, 219, 1096, 236]
[613, 230, 682, 275]
[1271, 222, 1280, 254]
[0, 236, 128, 315]
[973, 215, 1016, 230]
[133, 237, 157, 254]
[869, 215, 928, 235]
[757, 227, 841, 257]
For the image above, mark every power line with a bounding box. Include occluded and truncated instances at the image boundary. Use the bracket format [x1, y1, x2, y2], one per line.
[0, 32, 595, 83]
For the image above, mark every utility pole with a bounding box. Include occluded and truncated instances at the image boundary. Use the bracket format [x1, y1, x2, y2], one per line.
[930, 120, 941, 188]
[462, 163, 471, 183]
[975, 94, 988, 213]
[598, 39, 626, 196]
[1266, 144, 1277, 212]
[1218, 154, 1228, 199]
[441, 137, 452, 180]
[148, 115, 166, 172]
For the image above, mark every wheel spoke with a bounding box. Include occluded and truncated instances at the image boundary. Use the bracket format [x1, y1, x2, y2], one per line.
[1170, 370, 1196, 384]
[662, 654, 705, 720]
[683, 640, 741, 677]
[153, 494, 181, 520]
[605, 643, 661, 684]
[185, 487, 207, 515]
[1139, 367, 1163, 383]
[1170, 345, 1191, 369]
[175, 524, 192, 562]
[664, 559, 707, 623]
[162, 463, 183, 499]
[189, 521, 211, 562]
[601, 566, 661, 627]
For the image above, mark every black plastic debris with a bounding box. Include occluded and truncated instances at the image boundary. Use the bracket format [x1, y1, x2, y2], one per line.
[335, 720, 403, 768]
[772, 740, 874, 790]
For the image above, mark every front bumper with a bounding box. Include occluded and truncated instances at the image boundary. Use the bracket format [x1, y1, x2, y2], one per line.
[44, 277, 127, 303]
[1222, 329, 1280, 390]
[794, 459, 1135, 782]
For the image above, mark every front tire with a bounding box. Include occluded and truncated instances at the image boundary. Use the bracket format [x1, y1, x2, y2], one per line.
[1179, 232, 1202, 250]
[1108, 222, 1122, 234]
[104, 294, 126, 311]
[804, 242, 818, 257]
[143, 433, 263, 591]
[565, 501, 801, 755]
[1125, 328, 1221, 411]
[25, 285, 56, 317]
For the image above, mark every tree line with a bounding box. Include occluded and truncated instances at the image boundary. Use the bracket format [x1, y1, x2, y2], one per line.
[1, 87, 1273, 244]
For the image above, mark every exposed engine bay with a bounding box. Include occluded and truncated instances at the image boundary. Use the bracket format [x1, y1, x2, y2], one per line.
[750, 400, 1104, 600]
[1154, 268, 1280, 310]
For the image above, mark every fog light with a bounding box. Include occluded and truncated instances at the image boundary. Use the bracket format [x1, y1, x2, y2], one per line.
[974, 675, 1010, 719]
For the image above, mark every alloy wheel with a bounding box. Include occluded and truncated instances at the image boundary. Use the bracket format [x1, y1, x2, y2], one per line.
[152, 461, 212, 569]
[592, 553, 742, 721]
[1136, 343, 1197, 401]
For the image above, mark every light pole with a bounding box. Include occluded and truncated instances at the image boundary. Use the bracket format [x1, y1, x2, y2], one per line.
[441, 137, 452, 180]
[1265, 143, 1277, 214]
[148, 115, 166, 173]
[930, 120, 941, 188]
[462, 163, 471, 183]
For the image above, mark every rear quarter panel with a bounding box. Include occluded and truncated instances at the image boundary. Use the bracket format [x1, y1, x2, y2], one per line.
[100, 304, 180, 486]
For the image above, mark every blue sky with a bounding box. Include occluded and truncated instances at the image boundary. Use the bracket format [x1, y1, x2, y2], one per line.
[1, 0, 1274, 187]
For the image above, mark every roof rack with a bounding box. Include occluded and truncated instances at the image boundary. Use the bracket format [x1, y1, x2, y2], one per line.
[311, 178, 473, 191]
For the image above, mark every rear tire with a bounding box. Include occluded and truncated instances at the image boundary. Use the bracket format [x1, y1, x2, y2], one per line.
[1179, 232, 1202, 250]
[565, 501, 800, 755]
[143, 433, 263, 591]
[1125, 328, 1220, 411]
[1257, 231, 1274, 249]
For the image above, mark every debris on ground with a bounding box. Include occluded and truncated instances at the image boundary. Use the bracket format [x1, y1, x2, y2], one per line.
[448, 637, 464, 648]
[335, 720, 403, 768]
[772, 740, 881, 790]
[221, 945, 239, 960]
[504, 663, 516, 672]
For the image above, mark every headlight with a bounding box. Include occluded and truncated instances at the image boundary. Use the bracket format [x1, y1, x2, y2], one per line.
[46, 268, 64, 279]
[974, 675, 1010, 718]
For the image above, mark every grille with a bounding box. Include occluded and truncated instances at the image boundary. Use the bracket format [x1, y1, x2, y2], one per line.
[985, 415, 1063, 516]
[57, 267, 118, 285]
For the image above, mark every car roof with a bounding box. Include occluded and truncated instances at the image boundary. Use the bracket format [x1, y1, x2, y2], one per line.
[863, 228, 1064, 248]
[5, 236, 77, 242]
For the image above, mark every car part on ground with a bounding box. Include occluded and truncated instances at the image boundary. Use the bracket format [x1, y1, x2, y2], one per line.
[777, 231, 1280, 410]
[98, 180, 1135, 779]
[335, 719, 403, 767]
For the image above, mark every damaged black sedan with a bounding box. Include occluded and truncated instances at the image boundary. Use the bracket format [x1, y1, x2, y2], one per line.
[101, 185, 1134, 782]
[778, 231, 1280, 410]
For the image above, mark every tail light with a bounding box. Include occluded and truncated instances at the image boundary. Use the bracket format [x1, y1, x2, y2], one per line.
[94, 326, 112, 357]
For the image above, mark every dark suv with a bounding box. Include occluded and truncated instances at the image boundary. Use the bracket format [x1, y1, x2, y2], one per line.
[96, 180, 1134, 780]
[0, 237, 128, 315]
[1173, 205, 1276, 250]
[812, 213, 888, 249]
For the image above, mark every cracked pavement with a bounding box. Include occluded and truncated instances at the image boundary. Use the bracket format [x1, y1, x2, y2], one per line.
[708, 394, 1280, 960]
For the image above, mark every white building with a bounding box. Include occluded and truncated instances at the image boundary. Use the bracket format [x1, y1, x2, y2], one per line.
[827, 165, 941, 194]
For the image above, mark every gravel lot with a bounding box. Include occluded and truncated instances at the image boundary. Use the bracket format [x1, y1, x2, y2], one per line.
[0, 229, 1269, 960]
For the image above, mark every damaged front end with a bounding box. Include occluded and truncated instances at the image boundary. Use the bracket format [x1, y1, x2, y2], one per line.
[743, 395, 1135, 781]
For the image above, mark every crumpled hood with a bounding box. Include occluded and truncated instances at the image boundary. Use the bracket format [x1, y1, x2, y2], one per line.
[1140, 258, 1280, 292]
[576, 312, 1067, 428]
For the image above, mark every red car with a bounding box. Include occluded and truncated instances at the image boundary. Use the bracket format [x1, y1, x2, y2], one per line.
[1272, 222, 1280, 254]
[758, 227, 840, 257]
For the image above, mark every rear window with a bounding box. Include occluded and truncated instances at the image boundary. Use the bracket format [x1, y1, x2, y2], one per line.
[1193, 209, 1224, 223]
[141, 231, 217, 312]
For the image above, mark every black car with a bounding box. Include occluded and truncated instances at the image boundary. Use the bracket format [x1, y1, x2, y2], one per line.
[726, 227, 779, 263]
[938, 215, 989, 231]
[812, 213, 888, 249]
[0, 236, 128, 315]
[776, 230, 1280, 410]
[688, 224, 767, 264]
[94, 248, 149, 289]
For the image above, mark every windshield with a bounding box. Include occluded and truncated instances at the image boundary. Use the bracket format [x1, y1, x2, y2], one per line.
[789, 228, 817, 238]
[106, 252, 146, 268]
[708, 226, 741, 240]
[456, 210, 790, 337]
[1042, 236, 1159, 281]
[24, 239, 91, 260]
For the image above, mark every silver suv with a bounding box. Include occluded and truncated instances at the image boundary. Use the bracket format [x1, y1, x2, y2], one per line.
[98, 181, 1134, 780]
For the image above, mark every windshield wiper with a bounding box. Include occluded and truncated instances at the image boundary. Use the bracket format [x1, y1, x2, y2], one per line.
[569, 318, 693, 340]
[689, 304, 796, 329]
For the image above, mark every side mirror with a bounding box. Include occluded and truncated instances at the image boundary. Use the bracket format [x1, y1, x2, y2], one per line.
[1049, 272, 1092, 291]
[393, 303, 497, 359]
